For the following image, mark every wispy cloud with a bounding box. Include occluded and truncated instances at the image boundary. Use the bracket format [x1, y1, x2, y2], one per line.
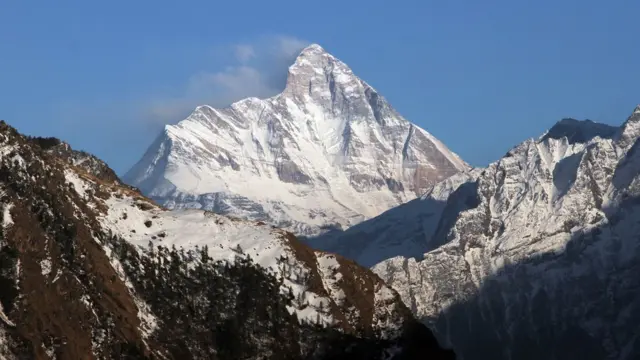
[142, 35, 310, 125]
[234, 44, 256, 63]
[51, 35, 311, 173]
[270, 36, 309, 60]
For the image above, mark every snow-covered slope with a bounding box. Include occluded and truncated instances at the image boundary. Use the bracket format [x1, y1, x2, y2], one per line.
[98, 190, 407, 332]
[124, 44, 467, 237]
[321, 106, 640, 359]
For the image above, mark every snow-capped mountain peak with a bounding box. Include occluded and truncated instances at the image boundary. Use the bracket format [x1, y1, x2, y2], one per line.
[298, 43, 326, 54]
[287, 43, 341, 75]
[125, 44, 467, 237]
[288, 43, 331, 68]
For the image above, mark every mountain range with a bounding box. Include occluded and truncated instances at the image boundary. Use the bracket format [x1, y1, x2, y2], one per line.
[317, 108, 640, 359]
[124, 43, 640, 359]
[5, 41, 640, 360]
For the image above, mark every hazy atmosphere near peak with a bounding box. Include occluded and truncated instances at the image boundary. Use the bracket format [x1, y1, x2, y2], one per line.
[1, 0, 640, 174]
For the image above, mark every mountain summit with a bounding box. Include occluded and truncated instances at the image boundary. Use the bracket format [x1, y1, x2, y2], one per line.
[124, 44, 468, 236]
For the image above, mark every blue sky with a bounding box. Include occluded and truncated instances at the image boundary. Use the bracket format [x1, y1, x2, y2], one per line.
[1, 0, 639, 174]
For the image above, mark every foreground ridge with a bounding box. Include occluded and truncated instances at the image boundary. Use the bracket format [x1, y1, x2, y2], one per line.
[0, 120, 453, 359]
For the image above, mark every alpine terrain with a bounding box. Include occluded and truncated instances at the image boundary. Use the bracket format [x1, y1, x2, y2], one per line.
[124, 44, 468, 237]
[0, 120, 455, 359]
[317, 106, 640, 359]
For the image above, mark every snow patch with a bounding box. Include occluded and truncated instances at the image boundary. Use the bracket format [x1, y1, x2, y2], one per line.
[9, 154, 25, 170]
[40, 259, 52, 277]
[65, 170, 88, 198]
[0, 302, 15, 327]
[316, 253, 346, 304]
[2, 203, 14, 229]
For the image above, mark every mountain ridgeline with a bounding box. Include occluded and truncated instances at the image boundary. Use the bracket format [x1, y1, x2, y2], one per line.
[0, 120, 454, 359]
[316, 106, 640, 360]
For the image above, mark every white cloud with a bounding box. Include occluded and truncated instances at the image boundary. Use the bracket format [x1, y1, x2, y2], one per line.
[48, 35, 314, 174]
[207, 66, 274, 99]
[143, 35, 310, 125]
[271, 35, 310, 60]
[234, 44, 256, 63]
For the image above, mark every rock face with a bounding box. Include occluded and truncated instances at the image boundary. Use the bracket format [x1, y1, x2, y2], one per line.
[318, 107, 640, 360]
[124, 44, 467, 237]
[0, 120, 454, 359]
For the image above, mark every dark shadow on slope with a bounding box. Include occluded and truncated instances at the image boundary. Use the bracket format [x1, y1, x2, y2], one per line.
[429, 195, 640, 360]
[552, 152, 583, 198]
[302, 196, 449, 268]
[612, 140, 640, 190]
[541, 118, 618, 144]
[429, 181, 480, 251]
[304, 180, 480, 269]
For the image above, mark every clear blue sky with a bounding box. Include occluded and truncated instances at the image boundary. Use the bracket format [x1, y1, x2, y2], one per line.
[1, 0, 639, 174]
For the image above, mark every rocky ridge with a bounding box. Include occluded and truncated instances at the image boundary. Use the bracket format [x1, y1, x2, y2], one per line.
[0, 120, 454, 359]
[317, 106, 640, 359]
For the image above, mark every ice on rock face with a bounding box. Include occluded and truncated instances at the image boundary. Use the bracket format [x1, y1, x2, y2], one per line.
[324, 108, 640, 360]
[124, 44, 468, 237]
